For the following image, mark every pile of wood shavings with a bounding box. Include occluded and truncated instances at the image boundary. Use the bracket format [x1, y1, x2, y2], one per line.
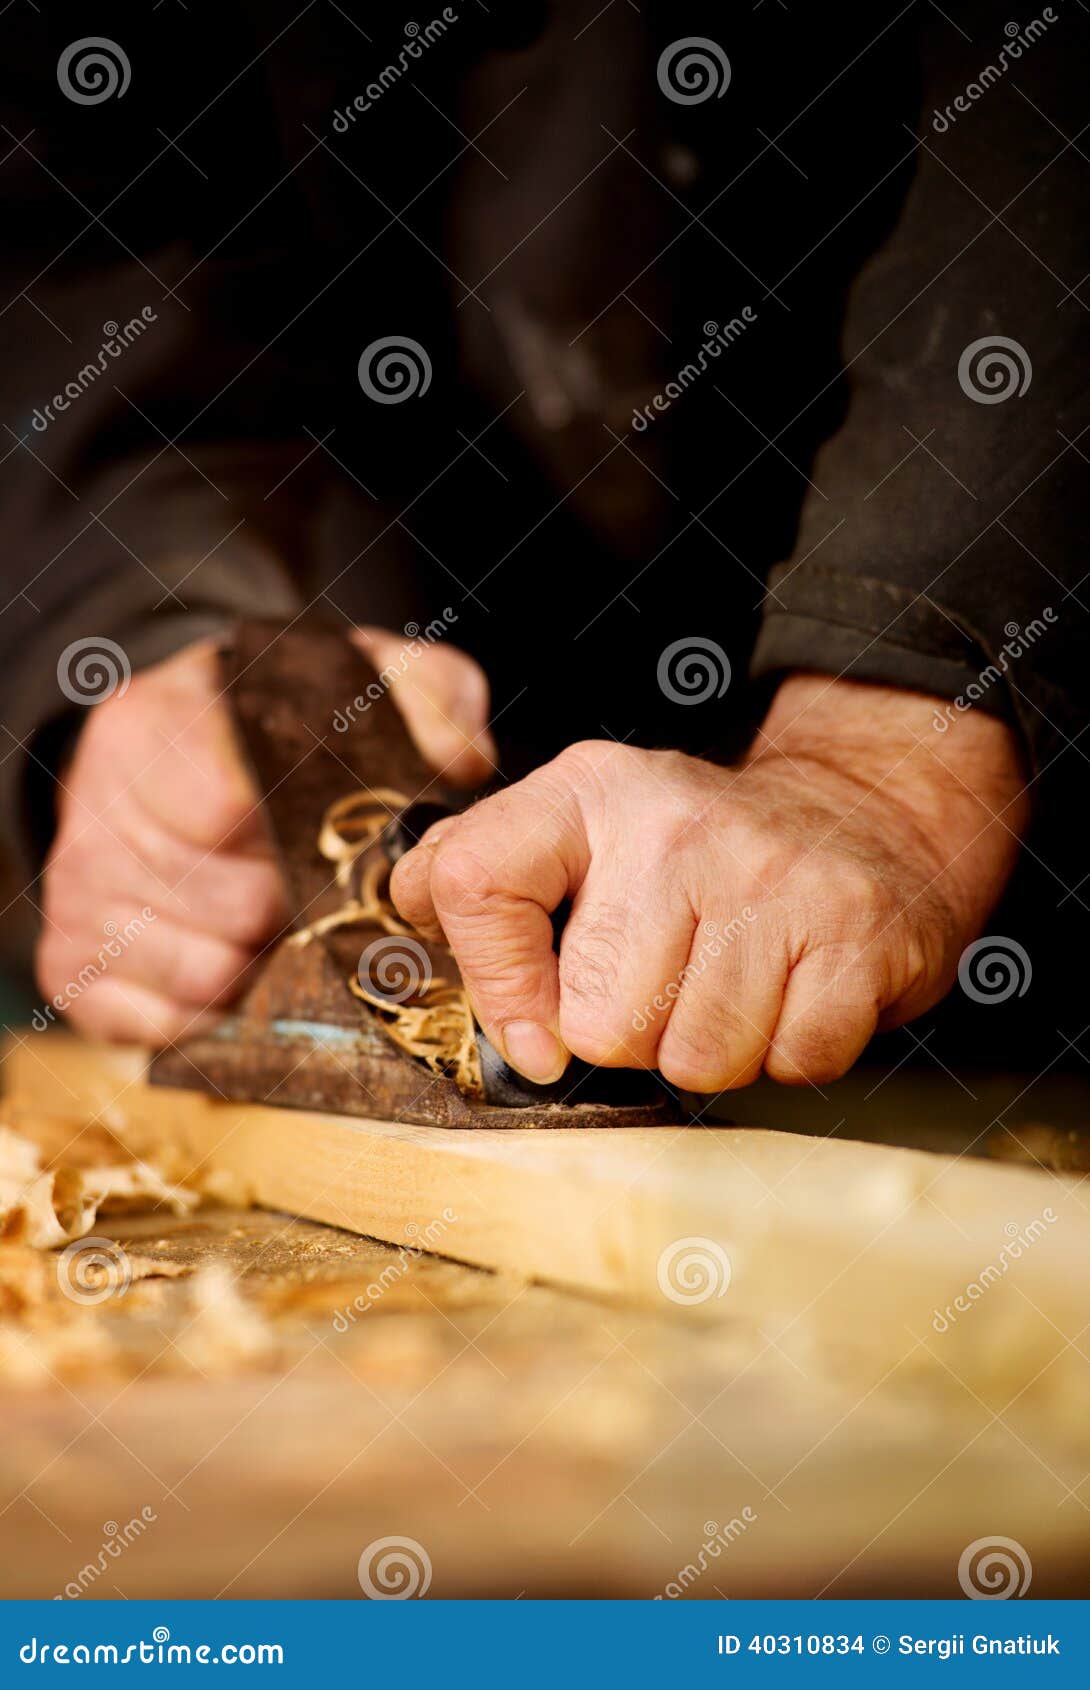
[0, 1123, 277, 1385]
[0, 1124, 196, 1248]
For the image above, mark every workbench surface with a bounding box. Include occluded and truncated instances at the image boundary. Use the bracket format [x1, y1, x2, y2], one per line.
[2, 1198, 1088, 1599]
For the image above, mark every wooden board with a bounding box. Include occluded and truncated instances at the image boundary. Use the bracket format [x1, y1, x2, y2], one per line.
[4, 1033, 1090, 1400]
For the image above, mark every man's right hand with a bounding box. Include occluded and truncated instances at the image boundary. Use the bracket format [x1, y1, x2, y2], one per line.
[36, 630, 495, 1044]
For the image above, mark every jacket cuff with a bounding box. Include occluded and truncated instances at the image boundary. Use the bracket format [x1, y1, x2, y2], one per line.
[750, 561, 1039, 755]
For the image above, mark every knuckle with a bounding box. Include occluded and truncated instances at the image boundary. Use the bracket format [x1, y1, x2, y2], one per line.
[219, 865, 287, 948]
[658, 1022, 736, 1092]
[828, 861, 890, 926]
[459, 936, 545, 1012]
[429, 840, 496, 917]
[170, 937, 247, 1008]
[765, 1029, 849, 1087]
[137, 999, 191, 1047]
[59, 990, 106, 1037]
[551, 738, 634, 799]
[190, 767, 255, 849]
[558, 906, 627, 1004]
[657, 976, 770, 1088]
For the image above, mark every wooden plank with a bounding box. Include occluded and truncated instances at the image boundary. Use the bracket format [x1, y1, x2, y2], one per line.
[5, 1034, 1090, 1388]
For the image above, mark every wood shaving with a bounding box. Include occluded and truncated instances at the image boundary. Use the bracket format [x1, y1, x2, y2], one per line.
[292, 787, 483, 1097]
[0, 1249, 272, 1385]
[168, 1264, 277, 1373]
[0, 1124, 196, 1250]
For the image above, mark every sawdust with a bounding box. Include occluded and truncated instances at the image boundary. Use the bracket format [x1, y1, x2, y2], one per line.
[292, 787, 483, 1096]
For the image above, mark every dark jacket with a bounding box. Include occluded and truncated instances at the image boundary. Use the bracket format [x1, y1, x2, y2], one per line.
[0, 0, 1086, 882]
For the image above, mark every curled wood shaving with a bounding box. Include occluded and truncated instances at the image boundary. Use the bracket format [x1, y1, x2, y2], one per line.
[0, 1126, 196, 1251]
[317, 787, 413, 888]
[350, 974, 481, 1097]
[292, 788, 483, 1098]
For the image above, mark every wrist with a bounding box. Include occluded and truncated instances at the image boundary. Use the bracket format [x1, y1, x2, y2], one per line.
[748, 673, 1030, 923]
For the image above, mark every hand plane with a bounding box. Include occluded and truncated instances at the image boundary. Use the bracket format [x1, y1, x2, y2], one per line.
[149, 620, 678, 1129]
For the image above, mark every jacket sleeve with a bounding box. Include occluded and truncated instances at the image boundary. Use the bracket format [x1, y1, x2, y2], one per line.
[750, 1, 1088, 792]
[0, 5, 361, 880]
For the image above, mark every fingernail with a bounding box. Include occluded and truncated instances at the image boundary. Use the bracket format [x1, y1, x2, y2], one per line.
[503, 1021, 568, 1084]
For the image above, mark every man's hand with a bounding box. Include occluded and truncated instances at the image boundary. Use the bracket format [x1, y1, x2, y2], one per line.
[391, 675, 1029, 1089]
[37, 629, 495, 1043]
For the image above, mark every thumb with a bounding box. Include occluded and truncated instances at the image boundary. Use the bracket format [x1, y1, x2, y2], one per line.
[350, 627, 497, 788]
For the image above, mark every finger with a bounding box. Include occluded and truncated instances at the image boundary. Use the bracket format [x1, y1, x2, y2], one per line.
[387, 815, 461, 942]
[105, 914, 261, 1008]
[114, 641, 270, 853]
[63, 978, 224, 1047]
[397, 771, 589, 1082]
[765, 946, 882, 1086]
[656, 911, 785, 1091]
[557, 881, 695, 1068]
[149, 850, 290, 951]
[45, 817, 289, 952]
[351, 627, 497, 788]
[122, 810, 289, 946]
